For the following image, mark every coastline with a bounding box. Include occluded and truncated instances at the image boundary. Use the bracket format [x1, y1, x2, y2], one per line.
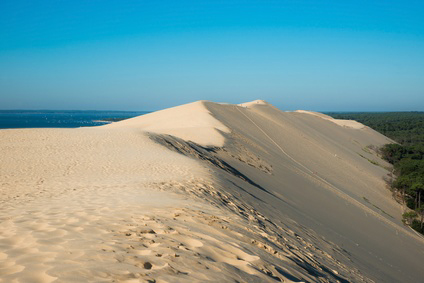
[1, 100, 423, 282]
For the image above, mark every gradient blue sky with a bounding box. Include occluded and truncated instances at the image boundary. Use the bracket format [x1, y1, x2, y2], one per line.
[1, 0, 423, 111]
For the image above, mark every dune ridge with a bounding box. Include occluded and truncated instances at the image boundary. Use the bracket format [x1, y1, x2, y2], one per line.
[1, 100, 423, 282]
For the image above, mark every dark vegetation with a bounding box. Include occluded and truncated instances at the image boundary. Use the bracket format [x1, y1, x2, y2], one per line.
[328, 112, 424, 234]
[328, 112, 424, 145]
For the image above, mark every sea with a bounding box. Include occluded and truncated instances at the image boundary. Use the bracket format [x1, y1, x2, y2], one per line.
[0, 110, 149, 129]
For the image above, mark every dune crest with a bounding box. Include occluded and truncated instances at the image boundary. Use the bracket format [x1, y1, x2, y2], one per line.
[238, 99, 269, 108]
[105, 100, 230, 147]
[296, 110, 365, 129]
[1, 100, 423, 282]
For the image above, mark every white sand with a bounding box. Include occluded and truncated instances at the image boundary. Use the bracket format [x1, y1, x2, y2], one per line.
[1, 100, 423, 282]
[106, 101, 230, 147]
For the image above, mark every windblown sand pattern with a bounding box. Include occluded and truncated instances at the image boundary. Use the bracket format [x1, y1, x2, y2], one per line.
[1, 100, 423, 282]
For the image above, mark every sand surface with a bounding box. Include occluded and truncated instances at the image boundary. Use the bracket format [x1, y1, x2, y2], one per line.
[1, 100, 423, 282]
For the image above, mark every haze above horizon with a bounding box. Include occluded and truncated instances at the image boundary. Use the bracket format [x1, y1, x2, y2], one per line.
[1, 1, 423, 111]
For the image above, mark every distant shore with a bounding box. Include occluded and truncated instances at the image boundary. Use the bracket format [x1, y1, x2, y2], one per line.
[0, 110, 147, 129]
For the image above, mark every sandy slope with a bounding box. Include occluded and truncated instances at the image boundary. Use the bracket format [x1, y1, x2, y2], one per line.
[1, 100, 423, 282]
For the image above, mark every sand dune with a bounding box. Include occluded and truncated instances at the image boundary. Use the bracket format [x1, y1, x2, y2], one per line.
[295, 110, 366, 129]
[1, 100, 423, 282]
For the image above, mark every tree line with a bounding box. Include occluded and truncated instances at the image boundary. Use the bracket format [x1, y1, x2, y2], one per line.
[328, 112, 424, 234]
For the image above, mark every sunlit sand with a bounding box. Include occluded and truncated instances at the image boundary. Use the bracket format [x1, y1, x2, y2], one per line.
[1, 100, 423, 282]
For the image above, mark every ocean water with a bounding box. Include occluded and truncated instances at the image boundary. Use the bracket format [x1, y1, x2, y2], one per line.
[0, 110, 149, 129]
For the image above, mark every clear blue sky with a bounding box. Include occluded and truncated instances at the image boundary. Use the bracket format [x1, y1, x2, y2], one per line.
[1, 0, 423, 111]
